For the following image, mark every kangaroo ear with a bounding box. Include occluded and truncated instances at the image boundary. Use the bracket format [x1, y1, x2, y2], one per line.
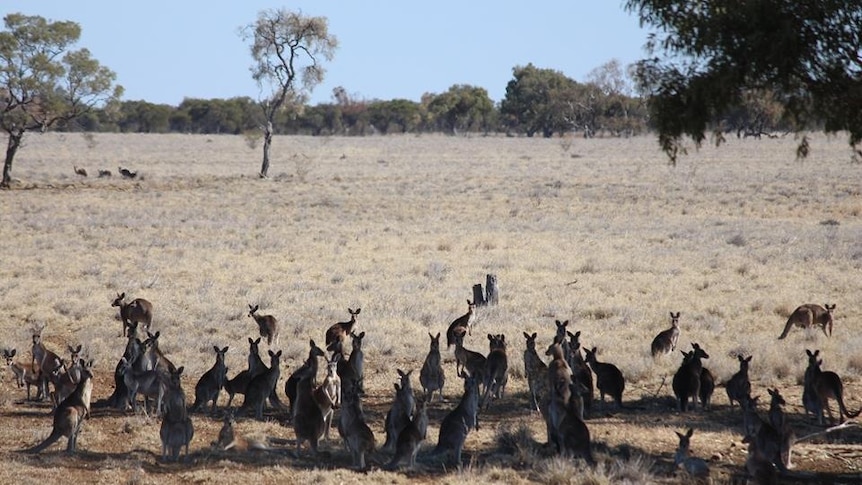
[213, 345, 220, 353]
[435, 332, 440, 339]
[686, 428, 694, 437]
[223, 346, 229, 353]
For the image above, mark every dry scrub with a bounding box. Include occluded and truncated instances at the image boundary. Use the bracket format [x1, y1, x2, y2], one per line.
[0, 132, 860, 483]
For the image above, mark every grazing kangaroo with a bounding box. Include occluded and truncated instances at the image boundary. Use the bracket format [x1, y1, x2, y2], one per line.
[726, 355, 753, 408]
[325, 307, 361, 353]
[190, 346, 229, 414]
[803, 349, 861, 424]
[446, 300, 476, 349]
[338, 375, 376, 469]
[383, 369, 416, 453]
[118, 166, 137, 179]
[584, 346, 625, 410]
[4, 348, 41, 400]
[420, 332, 445, 402]
[567, 330, 594, 417]
[431, 370, 480, 467]
[672, 343, 709, 412]
[97, 168, 112, 178]
[160, 366, 194, 462]
[482, 333, 509, 408]
[73, 165, 87, 177]
[23, 361, 94, 454]
[112, 292, 153, 337]
[452, 331, 486, 387]
[285, 339, 326, 416]
[556, 381, 595, 464]
[651, 312, 681, 357]
[239, 350, 283, 420]
[523, 332, 548, 413]
[778, 303, 835, 339]
[31, 325, 63, 402]
[248, 304, 279, 347]
[673, 428, 710, 479]
[224, 337, 265, 408]
[385, 396, 428, 470]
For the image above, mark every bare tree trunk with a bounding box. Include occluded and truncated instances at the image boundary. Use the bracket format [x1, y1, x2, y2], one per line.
[1, 131, 22, 188]
[259, 121, 273, 178]
[472, 284, 486, 307]
[485, 274, 499, 306]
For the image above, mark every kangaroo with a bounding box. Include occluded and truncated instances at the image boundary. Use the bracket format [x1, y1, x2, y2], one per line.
[313, 357, 340, 442]
[523, 332, 548, 413]
[112, 292, 153, 336]
[446, 300, 476, 349]
[73, 165, 88, 177]
[118, 166, 137, 179]
[23, 361, 94, 454]
[740, 395, 788, 473]
[160, 366, 194, 462]
[143, 331, 177, 376]
[119, 356, 165, 416]
[726, 355, 753, 408]
[452, 331, 486, 387]
[31, 325, 63, 402]
[338, 375, 376, 469]
[293, 372, 326, 456]
[651, 312, 681, 357]
[4, 348, 41, 400]
[767, 388, 795, 470]
[420, 332, 445, 402]
[567, 330, 594, 417]
[431, 370, 480, 467]
[190, 346, 229, 414]
[346, 331, 366, 393]
[743, 433, 779, 485]
[248, 304, 279, 347]
[672, 343, 709, 412]
[97, 168, 112, 178]
[673, 428, 710, 479]
[554, 320, 572, 362]
[325, 307, 361, 353]
[699, 366, 715, 411]
[778, 303, 835, 339]
[803, 349, 861, 424]
[545, 338, 573, 450]
[49, 357, 87, 409]
[482, 333, 509, 409]
[239, 350, 283, 420]
[556, 380, 595, 464]
[98, 324, 143, 410]
[584, 346, 625, 410]
[384, 396, 428, 470]
[212, 411, 236, 451]
[285, 339, 326, 416]
[383, 369, 416, 453]
[224, 337, 265, 408]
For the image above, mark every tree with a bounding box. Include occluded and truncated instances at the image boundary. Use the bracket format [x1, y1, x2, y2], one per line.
[500, 64, 578, 137]
[0, 13, 122, 187]
[242, 9, 337, 178]
[425, 85, 494, 135]
[625, 1, 862, 163]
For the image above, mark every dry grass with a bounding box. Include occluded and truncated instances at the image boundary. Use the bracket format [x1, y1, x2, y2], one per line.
[0, 132, 860, 483]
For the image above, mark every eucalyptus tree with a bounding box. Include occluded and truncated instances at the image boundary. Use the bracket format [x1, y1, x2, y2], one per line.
[0, 13, 122, 187]
[241, 8, 337, 178]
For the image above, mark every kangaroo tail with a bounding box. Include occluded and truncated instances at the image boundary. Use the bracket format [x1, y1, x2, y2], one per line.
[22, 429, 63, 454]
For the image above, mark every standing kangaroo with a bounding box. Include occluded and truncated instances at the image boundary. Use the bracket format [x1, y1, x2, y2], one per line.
[584, 346, 625, 410]
[31, 325, 63, 402]
[112, 292, 153, 337]
[482, 333, 509, 409]
[285, 339, 326, 416]
[452, 331, 486, 387]
[523, 332, 548, 413]
[566, 330, 594, 417]
[672, 343, 709, 412]
[446, 300, 476, 349]
[4, 348, 41, 400]
[224, 337, 265, 408]
[160, 366, 194, 462]
[778, 303, 835, 339]
[248, 304, 279, 347]
[545, 338, 573, 451]
[240, 350, 283, 420]
[337, 375, 376, 469]
[419, 332, 445, 402]
[23, 362, 94, 453]
[325, 307, 361, 353]
[431, 370, 480, 467]
[651, 312, 681, 357]
[726, 355, 753, 408]
[190, 346, 229, 413]
[803, 349, 861, 424]
[383, 369, 416, 453]
[384, 396, 428, 470]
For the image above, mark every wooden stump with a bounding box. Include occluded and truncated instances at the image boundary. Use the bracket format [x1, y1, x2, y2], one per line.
[485, 274, 499, 306]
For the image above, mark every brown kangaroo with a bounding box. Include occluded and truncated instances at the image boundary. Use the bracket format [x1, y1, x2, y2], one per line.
[803, 349, 861, 424]
[224, 337, 265, 408]
[651, 312, 681, 357]
[482, 333, 508, 409]
[726, 355, 753, 409]
[778, 304, 835, 339]
[112, 292, 153, 337]
[522, 332, 548, 413]
[584, 346, 626, 410]
[285, 339, 326, 416]
[190, 346, 229, 414]
[23, 362, 94, 453]
[452, 331, 485, 387]
[431, 370, 480, 467]
[419, 332, 445, 402]
[248, 304, 279, 347]
[4, 348, 41, 400]
[446, 300, 476, 349]
[672, 343, 709, 412]
[325, 307, 361, 353]
[383, 369, 416, 453]
[31, 324, 63, 402]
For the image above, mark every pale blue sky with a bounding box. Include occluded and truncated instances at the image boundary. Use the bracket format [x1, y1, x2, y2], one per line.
[3, 2, 650, 106]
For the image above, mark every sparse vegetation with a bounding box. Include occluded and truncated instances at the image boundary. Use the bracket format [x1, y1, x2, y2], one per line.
[0, 133, 859, 483]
